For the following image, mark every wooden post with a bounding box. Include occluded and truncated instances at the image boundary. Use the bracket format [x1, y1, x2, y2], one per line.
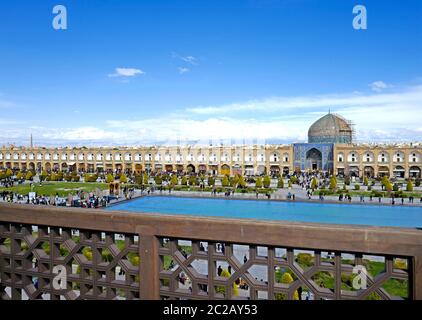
[413, 256, 422, 300]
[138, 230, 160, 300]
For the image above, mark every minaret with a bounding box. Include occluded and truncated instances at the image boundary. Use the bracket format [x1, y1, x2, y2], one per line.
[30, 134, 33, 149]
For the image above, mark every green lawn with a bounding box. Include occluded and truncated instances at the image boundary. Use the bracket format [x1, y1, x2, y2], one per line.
[0, 181, 109, 197]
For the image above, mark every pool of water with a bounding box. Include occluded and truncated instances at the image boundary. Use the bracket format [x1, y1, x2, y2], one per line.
[106, 196, 422, 228]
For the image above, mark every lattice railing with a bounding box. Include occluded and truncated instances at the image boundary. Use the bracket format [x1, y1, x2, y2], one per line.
[0, 222, 140, 300]
[0, 204, 421, 300]
[158, 238, 411, 300]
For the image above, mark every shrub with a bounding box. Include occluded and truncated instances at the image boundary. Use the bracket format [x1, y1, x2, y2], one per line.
[72, 175, 80, 182]
[39, 170, 48, 181]
[392, 184, 399, 192]
[263, 176, 271, 188]
[6, 169, 13, 177]
[363, 176, 369, 186]
[221, 176, 229, 187]
[277, 177, 284, 188]
[255, 177, 263, 188]
[106, 173, 114, 183]
[279, 272, 299, 300]
[84, 174, 98, 183]
[354, 184, 360, 190]
[208, 176, 215, 186]
[329, 176, 337, 190]
[154, 175, 163, 185]
[181, 176, 188, 185]
[311, 177, 318, 189]
[216, 269, 238, 297]
[26, 171, 34, 180]
[119, 174, 127, 183]
[170, 174, 178, 186]
[344, 177, 350, 186]
[238, 175, 246, 188]
[393, 259, 407, 270]
[297, 253, 313, 267]
[415, 179, 421, 187]
[406, 180, 414, 192]
[188, 175, 197, 186]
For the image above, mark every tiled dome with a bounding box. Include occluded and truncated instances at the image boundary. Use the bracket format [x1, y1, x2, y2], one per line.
[308, 113, 353, 144]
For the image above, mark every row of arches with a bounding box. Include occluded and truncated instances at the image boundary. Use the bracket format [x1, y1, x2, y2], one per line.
[337, 151, 421, 164]
[339, 165, 421, 178]
[0, 151, 291, 164]
[0, 161, 293, 177]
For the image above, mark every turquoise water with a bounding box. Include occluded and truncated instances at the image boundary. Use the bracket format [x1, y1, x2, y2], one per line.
[106, 196, 422, 228]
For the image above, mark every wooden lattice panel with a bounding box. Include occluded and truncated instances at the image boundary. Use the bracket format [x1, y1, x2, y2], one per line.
[158, 237, 411, 300]
[0, 222, 140, 300]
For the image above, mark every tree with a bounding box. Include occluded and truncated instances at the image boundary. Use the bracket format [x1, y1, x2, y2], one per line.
[311, 177, 318, 190]
[106, 173, 114, 183]
[181, 176, 188, 185]
[381, 176, 393, 192]
[170, 174, 178, 186]
[231, 175, 240, 188]
[143, 173, 149, 185]
[134, 174, 143, 185]
[344, 177, 351, 186]
[216, 268, 238, 297]
[263, 175, 271, 188]
[39, 170, 47, 181]
[406, 180, 414, 192]
[288, 179, 292, 188]
[208, 176, 215, 186]
[277, 177, 284, 188]
[119, 173, 127, 183]
[16, 172, 23, 180]
[329, 176, 337, 190]
[238, 175, 246, 188]
[25, 171, 34, 181]
[354, 184, 360, 190]
[280, 272, 299, 300]
[255, 177, 263, 188]
[221, 176, 229, 187]
[188, 175, 197, 186]
[6, 169, 13, 178]
[363, 176, 369, 186]
[154, 175, 163, 185]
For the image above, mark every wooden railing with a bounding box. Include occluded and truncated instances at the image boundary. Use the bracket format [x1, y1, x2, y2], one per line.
[0, 203, 421, 300]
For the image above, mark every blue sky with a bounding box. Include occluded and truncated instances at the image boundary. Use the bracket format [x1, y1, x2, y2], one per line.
[0, 0, 421, 146]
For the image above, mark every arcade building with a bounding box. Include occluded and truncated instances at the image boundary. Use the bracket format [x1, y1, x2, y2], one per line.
[0, 113, 421, 179]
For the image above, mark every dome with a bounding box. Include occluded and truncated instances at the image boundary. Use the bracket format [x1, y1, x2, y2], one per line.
[308, 113, 353, 144]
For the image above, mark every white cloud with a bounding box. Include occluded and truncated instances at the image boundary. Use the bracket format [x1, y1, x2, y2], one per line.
[369, 81, 392, 92]
[178, 67, 190, 74]
[108, 67, 145, 78]
[181, 56, 198, 65]
[172, 52, 199, 65]
[187, 85, 422, 116]
[1, 84, 422, 146]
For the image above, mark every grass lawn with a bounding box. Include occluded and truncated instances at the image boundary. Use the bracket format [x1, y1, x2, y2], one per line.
[0, 181, 109, 197]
